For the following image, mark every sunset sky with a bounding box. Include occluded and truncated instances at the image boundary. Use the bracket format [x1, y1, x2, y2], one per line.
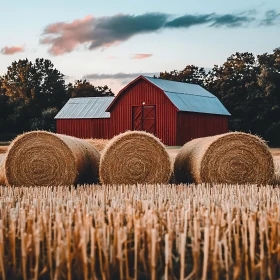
[1, 0, 280, 93]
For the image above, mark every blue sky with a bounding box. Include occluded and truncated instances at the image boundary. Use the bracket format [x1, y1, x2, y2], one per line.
[0, 0, 279, 93]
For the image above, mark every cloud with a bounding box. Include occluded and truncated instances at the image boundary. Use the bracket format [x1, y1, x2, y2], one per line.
[40, 10, 276, 55]
[210, 14, 254, 27]
[40, 15, 95, 55]
[166, 13, 254, 28]
[165, 14, 214, 28]
[132, 54, 153, 59]
[260, 10, 280, 26]
[1, 46, 25, 55]
[83, 72, 159, 80]
[41, 13, 168, 55]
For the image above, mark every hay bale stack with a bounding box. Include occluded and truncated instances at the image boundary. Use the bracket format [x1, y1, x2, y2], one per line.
[3, 131, 100, 186]
[0, 146, 8, 154]
[100, 131, 172, 185]
[0, 154, 5, 185]
[174, 132, 274, 185]
[84, 138, 109, 152]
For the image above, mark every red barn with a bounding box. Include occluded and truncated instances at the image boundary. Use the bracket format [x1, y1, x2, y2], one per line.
[106, 76, 230, 145]
[55, 76, 230, 145]
[55, 97, 114, 139]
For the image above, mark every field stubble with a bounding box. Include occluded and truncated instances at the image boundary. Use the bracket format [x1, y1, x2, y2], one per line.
[0, 184, 279, 279]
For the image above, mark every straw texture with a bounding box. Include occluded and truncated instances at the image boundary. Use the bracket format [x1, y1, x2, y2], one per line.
[174, 132, 274, 185]
[0, 146, 8, 154]
[3, 131, 100, 186]
[84, 138, 109, 152]
[273, 155, 280, 184]
[0, 154, 5, 185]
[100, 131, 172, 185]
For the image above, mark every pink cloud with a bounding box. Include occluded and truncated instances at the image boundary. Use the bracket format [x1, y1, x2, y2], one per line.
[132, 54, 153, 59]
[40, 13, 168, 55]
[1, 46, 25, 55]
[40, 15, 95, 55]
[39, 11, 260, 56]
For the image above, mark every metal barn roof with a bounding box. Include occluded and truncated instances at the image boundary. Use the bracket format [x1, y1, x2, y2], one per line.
[55, 97, 114, 119]
[143, 76, 231, 116]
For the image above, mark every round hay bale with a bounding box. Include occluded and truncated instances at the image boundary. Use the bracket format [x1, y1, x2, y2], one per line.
[100, 131, 172, 185]
[84, 138, 109, 152]
[0, 154, 5, 185]
[174, 132, 274, 185]
[0, 146, 8, 154]
[4, 131, 100, 186]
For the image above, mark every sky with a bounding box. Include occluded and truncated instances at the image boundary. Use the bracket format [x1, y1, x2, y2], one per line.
[0, 0, 280, 93]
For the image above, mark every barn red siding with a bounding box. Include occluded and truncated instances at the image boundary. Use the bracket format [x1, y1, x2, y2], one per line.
[109, 79, 178, 146]
[56, 119, 110, 139]
[176, 112, 228, 145]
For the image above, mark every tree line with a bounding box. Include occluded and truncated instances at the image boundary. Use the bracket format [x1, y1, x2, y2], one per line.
[0, 49, 279, 145]
[0, 58, 113, 140]
[158, 49, 280, 145]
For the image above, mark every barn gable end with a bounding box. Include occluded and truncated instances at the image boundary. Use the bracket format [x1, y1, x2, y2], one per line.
[108, 77, 179, 145]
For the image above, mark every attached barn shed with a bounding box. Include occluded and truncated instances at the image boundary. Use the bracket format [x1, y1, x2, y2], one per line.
[55, 97, 114, 139]
[106, 76, 230, 146]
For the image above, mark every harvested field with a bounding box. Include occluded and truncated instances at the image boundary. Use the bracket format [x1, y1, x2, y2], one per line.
[274, 155, 280, 184]
[0, 184, 279, 279]
[100, 131, 172, 185]
[84, 138, 109, 152]
[2, 131, 100, 186]
[0, 154, 5, 185]
[174, 132, 274, 185]
[0, 146, 8, 154]
[270, 148, 280, 156]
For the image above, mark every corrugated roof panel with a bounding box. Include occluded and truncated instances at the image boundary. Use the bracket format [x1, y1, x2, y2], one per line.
[143, 76, 230, 116]
[144, 76, 213, 97]
[55, 97, 114, 119]
[165, 91, 231, 116]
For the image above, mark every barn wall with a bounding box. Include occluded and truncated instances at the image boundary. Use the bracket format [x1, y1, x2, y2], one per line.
[177, 112, 228, 145]
[56, 119, 110, 139]
[109, 79, 178, 145]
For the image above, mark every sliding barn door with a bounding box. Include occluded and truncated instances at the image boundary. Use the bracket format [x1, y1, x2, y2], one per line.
[132, 105, 156, 135]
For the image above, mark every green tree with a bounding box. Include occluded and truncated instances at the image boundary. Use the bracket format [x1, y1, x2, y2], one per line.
[158, 65, 206, 86]
[2, 58, 68, 133]
[68, 80, 114, 98]
[257, 48, 280, 144]
[30, 107, 58, 131]
[205, 52, 263, 133]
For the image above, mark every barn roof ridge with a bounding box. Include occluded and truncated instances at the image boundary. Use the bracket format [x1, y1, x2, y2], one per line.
[163, 90, 216, 99]
[142, 75, 201, 86]
[69, 96, 114, 99]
